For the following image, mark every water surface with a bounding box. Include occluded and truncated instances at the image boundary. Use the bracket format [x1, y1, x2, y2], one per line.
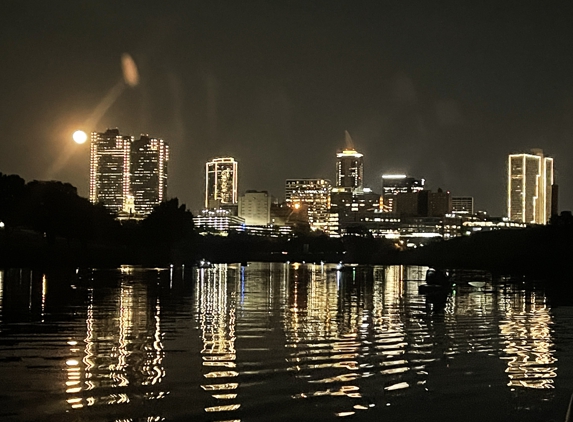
[1, 263, 573, 421]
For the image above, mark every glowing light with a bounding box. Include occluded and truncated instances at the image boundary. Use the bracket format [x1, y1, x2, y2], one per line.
[382, 174, 407, 179]
[121, 53, 139, 87]
[72, 130, 87, 144]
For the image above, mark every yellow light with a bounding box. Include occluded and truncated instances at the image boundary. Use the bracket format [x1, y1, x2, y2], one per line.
[73, 130, 87, 144]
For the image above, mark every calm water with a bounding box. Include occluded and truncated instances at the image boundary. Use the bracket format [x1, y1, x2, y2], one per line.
[1, 263, 573, 422]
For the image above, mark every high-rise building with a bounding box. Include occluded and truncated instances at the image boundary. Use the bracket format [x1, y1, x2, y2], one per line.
[90, 129, 170, 216]
[336, 150, 364, 189]
[89, 129, 133, 213]
[238, 190, 271, 225]
[381, 175, 425, 214]
[452, 196, 474, 215]
[508, 149, 553, 224]
[336, 131, 364, 189]
[130, 135, 169, 215]
[205, 157, 238, 209]
[285, 179, 331, 231]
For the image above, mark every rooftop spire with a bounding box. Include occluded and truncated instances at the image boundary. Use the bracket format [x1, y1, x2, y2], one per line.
[344, 130, 355, 150]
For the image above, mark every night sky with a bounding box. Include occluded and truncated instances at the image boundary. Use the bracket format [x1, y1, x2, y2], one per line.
[2, 1, 573, 215]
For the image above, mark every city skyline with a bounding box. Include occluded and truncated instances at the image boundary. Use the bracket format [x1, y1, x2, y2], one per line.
[1, 2, 572, 216]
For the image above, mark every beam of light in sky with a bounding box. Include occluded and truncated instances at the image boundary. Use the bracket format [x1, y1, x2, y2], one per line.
[45, 54, 139, 181]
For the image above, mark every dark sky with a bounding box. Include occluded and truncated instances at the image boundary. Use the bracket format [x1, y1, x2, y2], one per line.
[1, 1, 573, 215]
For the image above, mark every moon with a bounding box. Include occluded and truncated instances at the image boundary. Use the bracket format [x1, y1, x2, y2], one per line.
[72, 130, 87, 144]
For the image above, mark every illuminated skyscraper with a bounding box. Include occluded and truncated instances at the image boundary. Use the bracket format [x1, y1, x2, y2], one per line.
[285, 179, 331, 231]
[508, 149, 553, 224]
[336, 131, 364, 189]
[205, 157, 238, 208]
[89, 129, 133, 213]
[130, 135, 169, 215]
[90, 129, 169, 216]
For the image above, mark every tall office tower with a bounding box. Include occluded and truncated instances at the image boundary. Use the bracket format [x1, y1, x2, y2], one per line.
[89, 129, 133, 213]
[336, 131, 364, 189]
[452, 196, 474, 215]
[285, 179, 331, 231]
[130, 135, 169, 215]
[238, 190, 271, 225]
[508, 149, 554, 224]
[205, 157, 238, 209]
[381, 174, 425, 214]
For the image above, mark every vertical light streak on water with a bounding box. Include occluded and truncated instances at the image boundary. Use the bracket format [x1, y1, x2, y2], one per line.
[197, 264, 241, 416]
[84, 288, 95, 391]
[40, 274, 47, 323]
[28, 270, 32, 312]
[499, 287, 556, 389]
[286, 263, 376, 418]
[150, 297, 165, 386]
[0, 269, 4, 323]
[114, 281, 132, 388]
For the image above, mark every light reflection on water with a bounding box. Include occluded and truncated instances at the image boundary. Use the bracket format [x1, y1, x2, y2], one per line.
[0, 263, 571, 421]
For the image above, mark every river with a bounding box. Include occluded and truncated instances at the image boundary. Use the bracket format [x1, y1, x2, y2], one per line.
[0, 262, 572, 421]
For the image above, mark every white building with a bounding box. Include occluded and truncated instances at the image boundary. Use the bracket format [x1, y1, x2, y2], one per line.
[238, 191, 271, 225]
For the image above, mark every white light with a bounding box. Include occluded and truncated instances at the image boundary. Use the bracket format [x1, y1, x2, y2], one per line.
[72, 130, 87, 144]
[382, 174, 407, 179]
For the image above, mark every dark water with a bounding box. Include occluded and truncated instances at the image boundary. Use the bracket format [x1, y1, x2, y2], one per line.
[1, 263, 573, 422]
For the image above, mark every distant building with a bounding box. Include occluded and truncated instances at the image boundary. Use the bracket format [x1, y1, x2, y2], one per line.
[205, 157, 238, 209]
[381, 175, 425, 214]
[336, 131, 364, 189]
[329, 187, 381, 234]
[194, 208, 245, 233]
[395, 189, 451, 218]
[90, 129, 170, 216]
[508, 149, 553, 224]
[89, 129, 133, 213]
[238, 191, 271, 225]
[452, 196, 474, 215]
[428, 189, 452, 217]
[285, 179, 331, 231]
[130, 135, 169, 215]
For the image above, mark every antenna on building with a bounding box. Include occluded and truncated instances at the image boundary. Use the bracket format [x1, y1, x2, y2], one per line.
[344, 130, 355, 150]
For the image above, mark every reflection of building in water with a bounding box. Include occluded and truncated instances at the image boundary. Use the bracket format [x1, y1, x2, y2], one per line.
[65, 271, 166, 410]
[195, 264, 241, 415]
[0, 270, 3, 323]
[498, 288, 556, 389]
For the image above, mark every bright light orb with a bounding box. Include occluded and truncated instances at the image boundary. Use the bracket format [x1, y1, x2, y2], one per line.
[72, 130, 87, 144]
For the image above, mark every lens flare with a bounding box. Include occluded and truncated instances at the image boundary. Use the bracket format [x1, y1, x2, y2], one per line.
[121, 53, 139, 87]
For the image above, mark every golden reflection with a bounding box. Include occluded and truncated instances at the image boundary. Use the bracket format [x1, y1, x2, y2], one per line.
[498, 288, 556, 389]
[196, 264, 241, 417]
[41, 274, 47, 321]
[0, 269, 3, 322]
[65, 271, 167, 411]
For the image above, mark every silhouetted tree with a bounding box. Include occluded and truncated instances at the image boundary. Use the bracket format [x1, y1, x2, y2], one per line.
[0, 173, 26, 226]
[141, 198, 194, 246]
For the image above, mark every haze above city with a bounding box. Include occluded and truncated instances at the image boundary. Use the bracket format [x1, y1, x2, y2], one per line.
[1, 1, 572, 215]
